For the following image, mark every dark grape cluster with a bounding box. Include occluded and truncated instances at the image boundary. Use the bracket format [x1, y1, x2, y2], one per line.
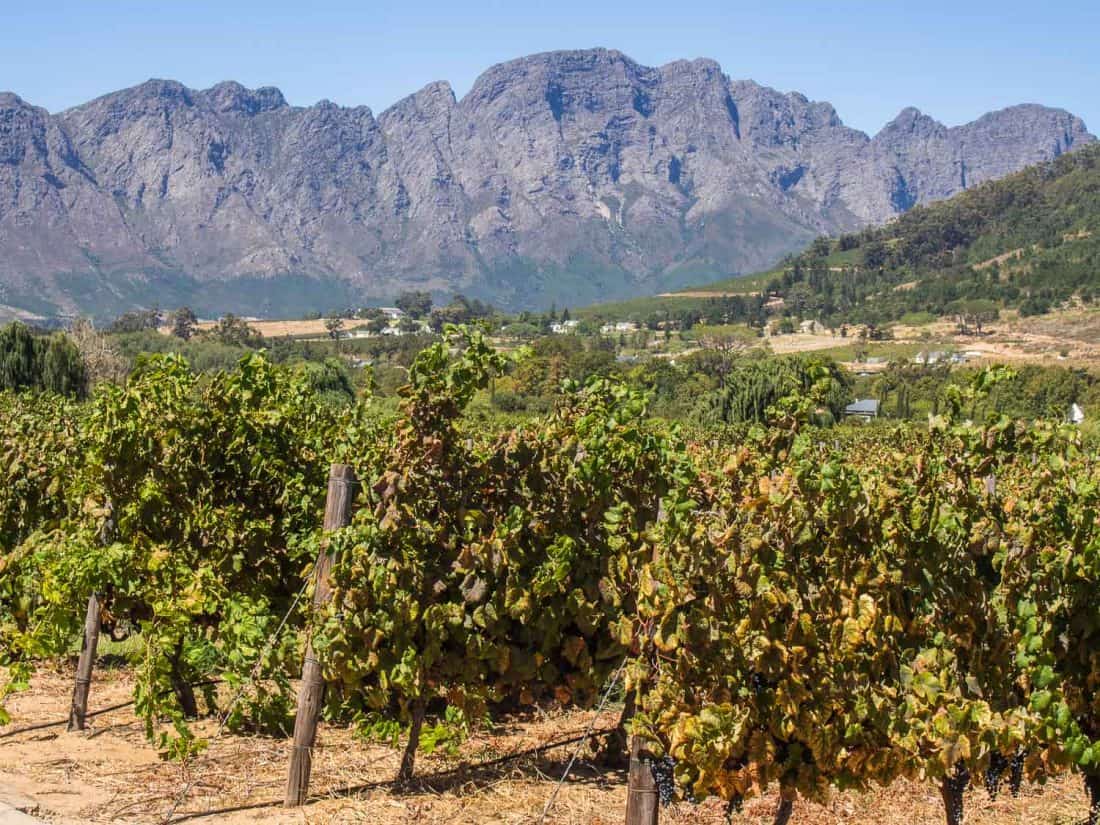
[1009, 750, 1024, 797]
[649, 756, 677, 807]
[942, 765, 970, 825]
[945, 793, 964, 825]
[984, 752, 1008, 799]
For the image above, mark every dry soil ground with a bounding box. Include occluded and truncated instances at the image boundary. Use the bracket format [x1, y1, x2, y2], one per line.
[181, 320, 338, 339]
[763, 308, 1100, 367]
[0, 667, 1093, 825]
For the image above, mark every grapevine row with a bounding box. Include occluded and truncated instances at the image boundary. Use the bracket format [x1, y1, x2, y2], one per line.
[0, 331, 1098, 824]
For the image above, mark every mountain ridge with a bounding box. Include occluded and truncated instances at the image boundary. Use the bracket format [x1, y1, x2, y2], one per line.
[662, 142, 1100, 327]
[0, 48, 1093, 319]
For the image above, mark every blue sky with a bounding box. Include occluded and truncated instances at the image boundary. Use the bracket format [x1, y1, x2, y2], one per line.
[3, 0, 1097, 136]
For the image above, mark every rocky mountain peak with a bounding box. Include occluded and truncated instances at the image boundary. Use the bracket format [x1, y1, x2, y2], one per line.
[0, 49, 1094, 319]
[118, 78, 194, 109]
[198, 81, 288, 114]
[877, 106, 946, 139]
[0, 92, 32, 110]
[383, 81, 457, 122]
[0, 93, 48, 162]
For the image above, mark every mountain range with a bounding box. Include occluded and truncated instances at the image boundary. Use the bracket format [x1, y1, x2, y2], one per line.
[0, 48, 1093, 319]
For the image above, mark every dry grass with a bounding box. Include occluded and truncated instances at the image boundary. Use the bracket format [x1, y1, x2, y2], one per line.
[158, 319, 339, 339]
[656, 291, 760, 299]
[0, 668, 1092, 825]
[761, 306, 1100, 368]
[973, 249, 1026, 271]
[765, 333, 849, 356]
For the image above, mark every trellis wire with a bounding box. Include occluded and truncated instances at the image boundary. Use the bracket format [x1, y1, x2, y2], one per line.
[535, 653, 629, 824]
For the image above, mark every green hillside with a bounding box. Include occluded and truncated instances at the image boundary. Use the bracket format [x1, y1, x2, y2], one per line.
[582, 144, 1100, 327]
[720, 143, 1100, 325]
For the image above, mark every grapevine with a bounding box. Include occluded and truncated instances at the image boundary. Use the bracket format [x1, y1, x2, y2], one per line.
[0, 336, 1097, 824]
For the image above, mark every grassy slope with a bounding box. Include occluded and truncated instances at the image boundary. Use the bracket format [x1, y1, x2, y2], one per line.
[753, 144, 1100, 322]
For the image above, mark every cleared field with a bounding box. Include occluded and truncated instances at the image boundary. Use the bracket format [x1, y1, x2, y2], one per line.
[709, 307, 1100, 368]
[161, 319, 343, 339]
[658, 270, 776, 298]
[0, 668, 1090, 825]
[765, 332, 853, 355]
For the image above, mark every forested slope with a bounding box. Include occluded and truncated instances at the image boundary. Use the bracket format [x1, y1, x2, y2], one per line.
[699, 143, 1100, 325]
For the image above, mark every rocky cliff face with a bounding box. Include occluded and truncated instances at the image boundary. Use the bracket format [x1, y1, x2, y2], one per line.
[0, 49, 1093, 317]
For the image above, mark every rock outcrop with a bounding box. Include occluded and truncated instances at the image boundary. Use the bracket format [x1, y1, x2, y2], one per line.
[0, 49, 1092, 317]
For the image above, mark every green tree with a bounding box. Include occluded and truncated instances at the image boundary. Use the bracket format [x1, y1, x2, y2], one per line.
[395, 290, 433, 319]
[107, 308, 161, 334]
[862, 239, 889, 270]
[0, 322, 39, 392]
[948, 299, 1000, 334]
[170, 307, 198, 341]
[40, 334, 87, 398]
[209, 314, 260, 347]
[325, 317, 346, 341]
[0, 324, 85, 399]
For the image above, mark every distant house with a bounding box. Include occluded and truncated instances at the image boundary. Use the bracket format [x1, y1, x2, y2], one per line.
[601, 321, 639, 334]
[843, 399, 880, 421]
[1069, 403, 1086, 425]
[551, 320, 580, 334]
[913, 350, 946, 365]
[914, 350, 971, 366]
[379, 307, 406, 320]
[799, 319, 826, 335]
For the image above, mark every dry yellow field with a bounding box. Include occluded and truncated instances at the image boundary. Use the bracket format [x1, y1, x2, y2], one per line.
[187, 318, 339, 338]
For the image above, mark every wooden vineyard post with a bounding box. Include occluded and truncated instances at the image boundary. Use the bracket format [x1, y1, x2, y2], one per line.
[624, 497, 663, 824]
[69, 504, 114, 732]
[284, 464, 357, 808]
[625, 735, 659, 825]
[67, 592, 101, 731]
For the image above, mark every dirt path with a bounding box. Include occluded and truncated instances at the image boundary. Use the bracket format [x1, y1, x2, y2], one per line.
[0, 667, 1093, 824]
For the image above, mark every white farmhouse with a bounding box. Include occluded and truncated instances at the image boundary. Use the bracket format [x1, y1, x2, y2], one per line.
[551, 320, 580, 334]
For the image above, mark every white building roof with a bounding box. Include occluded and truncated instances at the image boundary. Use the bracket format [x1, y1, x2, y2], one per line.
[844, 399, 880, 416]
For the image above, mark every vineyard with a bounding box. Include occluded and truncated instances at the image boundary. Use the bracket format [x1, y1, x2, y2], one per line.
[2, 326, 1100, 825]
